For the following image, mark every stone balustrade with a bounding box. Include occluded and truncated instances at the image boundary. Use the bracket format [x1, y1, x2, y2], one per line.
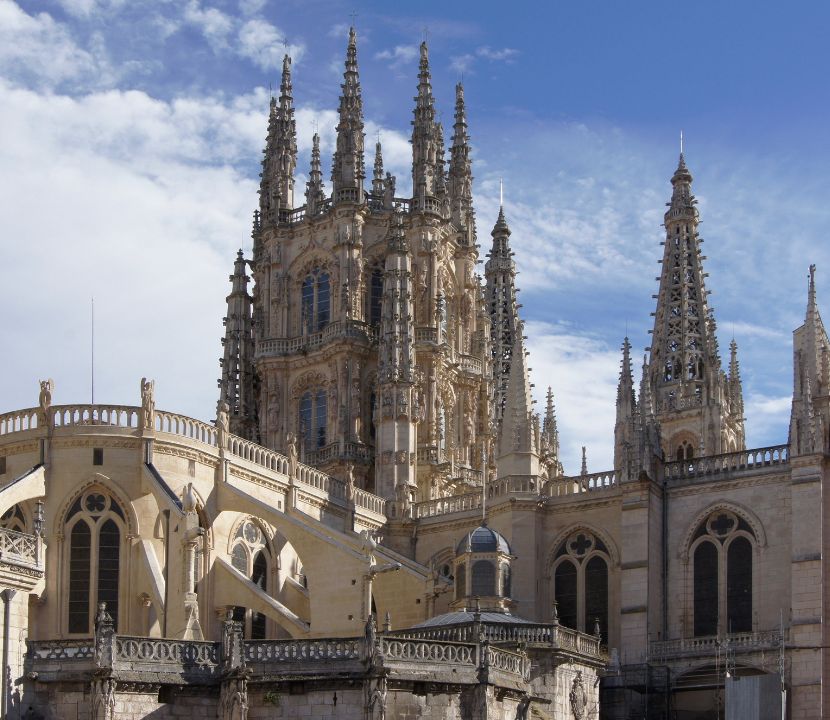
[487, 646, 531, 681]
[353, 487, 386, 516]
[28, 639, 95, 662]
[380, 637, 476, 665]
[547, 470, 618, 497]
[0, 527, 39, 568]
[51, 404, 140, 429]
[415, 327, 438, 343]
[649, 630, 784, 663]
[256, 320, 376, 358]
[458, 354, 483, 374]
[664, 444, 789, 482]
[116, 636, 220, 674]
[411, 491, 481, 519]
[227, 436, 287, 472]
[244, 638, 361, 664]
[155, 410, 217, 446]
[0, 408, 39, 435]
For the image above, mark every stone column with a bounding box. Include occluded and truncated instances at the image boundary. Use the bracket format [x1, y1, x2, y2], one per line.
[219, 611, 248, 720]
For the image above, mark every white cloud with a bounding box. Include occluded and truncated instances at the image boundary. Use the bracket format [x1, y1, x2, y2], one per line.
[54, 0, 126, 17]
[0, 1, 113, 89]
[238, 18, 303, 71]
[525, 320, 621, 473]
[238, 0, 266, 16]
[450, 45, 518, 74]
[183, 0, 234, 50]
[374, 45, 418, 71]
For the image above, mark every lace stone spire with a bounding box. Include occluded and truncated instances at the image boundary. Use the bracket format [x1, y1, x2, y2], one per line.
[448, 83, 474, 237]
[485, 206, 519, 425]
[411, 42, 445, 209]
[647, 153, 744, 456]
[542, 387, 562, 477]
[372, 140, 385, 196]
[219, 250, 257, 441]
[259, 56, 297, 222]
[305, 132, 325, 215]
[331, 27, 365, 203]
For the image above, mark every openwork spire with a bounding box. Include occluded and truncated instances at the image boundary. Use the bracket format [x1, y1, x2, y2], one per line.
[496, 325, 540, 477]
[331, 27, 365, 203]
[614, 338, 640, 483]
[485, 206, 519, 425]
[411, 42, 445, 209]
[219, 250, 257, 441]
[647, 153, 744, 456]
[448, 82, 474, 235]
[305, 132, 325, 214]
[790, 265, 830, 455]
[541, 387, 562, 477]
[372, 140, 385, 196]
[617, 337, 636, 417]
[259, 56, 297, 222]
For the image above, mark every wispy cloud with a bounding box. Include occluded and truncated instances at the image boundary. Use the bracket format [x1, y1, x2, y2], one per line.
[183, 1, 234, 50]
[450, 45, 519, 73]
[238, 18, 303, 70]
[0, 1, 114, 89]
[374, 45, 418, 72]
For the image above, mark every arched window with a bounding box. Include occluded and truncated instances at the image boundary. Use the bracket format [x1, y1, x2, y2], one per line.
[500, 563, 511, 598]
[554, 560, 578, 630]
[585, 556, 608, 644]
[229, 518, 272, 639]
[727, 537, 752, 633]
[301, 269, 330, 333]
[65, 488, 126, 634]
[471, 560, 495, 597]
[552, 530, 611, 640]
[691, 510, 756, 637]
[694, 541, 718, 636]
[455, 563, 466, 601]
[299, 389, 327, 451]
[368, 267, 384, 326]
[0, 504, 26, 533]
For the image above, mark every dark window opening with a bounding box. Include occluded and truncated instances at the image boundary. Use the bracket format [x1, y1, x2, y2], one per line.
[68, 521, 92, 634]
[694, 541, 718, 636]
[471, 560, 495, 597]
[727, 537, 752, 633]
[93, 448, 104, 465]
[585, 556, 608, 644]
[555, 561, 578, 631]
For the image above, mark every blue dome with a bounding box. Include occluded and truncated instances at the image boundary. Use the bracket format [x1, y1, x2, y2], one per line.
[456, 525, 511, 555]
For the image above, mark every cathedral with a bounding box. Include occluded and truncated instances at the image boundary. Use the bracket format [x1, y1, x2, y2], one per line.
[0, 27, 825, 720]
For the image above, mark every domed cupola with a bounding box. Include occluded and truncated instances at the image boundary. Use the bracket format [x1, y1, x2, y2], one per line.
[452, 522, 514, 612]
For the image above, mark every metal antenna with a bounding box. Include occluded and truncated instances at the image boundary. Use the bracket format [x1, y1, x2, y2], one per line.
[499, 178, 504, 209]
[680, 129, 684, 155]
[350, 10, 358, 27]
[91, 296, 95, 404]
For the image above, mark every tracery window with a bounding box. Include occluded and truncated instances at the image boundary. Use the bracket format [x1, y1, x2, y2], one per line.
[301, 269, 330, 333]
[368, 266, 384, 326]
[64, 488, 127, 634]
[0, 504, 26, 533]
[230, 518, 272, 639]
[552, 530, 610, 643]
[299, 389, 327, 450]
[691, 510, 755, 636]
[676, 441, 694, 461]
[471, 560, 495, 597]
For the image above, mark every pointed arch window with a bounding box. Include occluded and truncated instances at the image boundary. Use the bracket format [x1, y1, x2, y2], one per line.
[65, 489, 126, 634]
[691, 510, 756, 637]
[368, 266, 384, 326]
[299, 389, 327, 451]
[301, 269, 330, 333]
[552, 530, 611, 642]
[230, 519, 272, 639]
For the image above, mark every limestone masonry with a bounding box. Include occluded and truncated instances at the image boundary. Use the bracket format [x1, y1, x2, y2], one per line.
[0, 26, 823, 720]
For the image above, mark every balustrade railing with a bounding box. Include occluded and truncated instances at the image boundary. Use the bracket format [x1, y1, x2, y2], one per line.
[27, 639, 95, 661]
[547, 470, 617, 497]
[649, 630, 783, 663]
[412, 491, 481, 519]
[487, 646, 531, 680]
[116, 636, 220, 670]
[53, 404, 140, 429]
[244, 638, 362, 663]
[227, 436, 288, 473]
[459, 355, 483, 374]
[380, 637, 476, 665]
[415, 327, 438, 343]
[0, 527, 39, 567]
[354, 487, 386, 515]
[664, 444, 789, 481]
[155, 410, 217, 446]
[0, 408, 39, 435]
[256, 320, 376, 358]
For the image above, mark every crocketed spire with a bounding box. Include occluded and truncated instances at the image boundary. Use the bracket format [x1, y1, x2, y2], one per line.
[485, 205, 519, 426]
[331, 27, 365, 203]
[372, 140, 385, 196]
[305, 132, 325, 215]
[647, 151, 744, 456]
[219, 250, 257, 441]
[259, 55, 297, 222]
[448, 82, 474, 236]
[411, 42, 445, 210]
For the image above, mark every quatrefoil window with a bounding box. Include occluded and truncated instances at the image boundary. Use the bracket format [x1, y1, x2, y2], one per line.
[85, 493, 107, 513]
[568, 533, 593, 558]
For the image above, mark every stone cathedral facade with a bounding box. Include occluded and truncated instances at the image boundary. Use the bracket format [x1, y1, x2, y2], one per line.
[0, 27, 827, 720]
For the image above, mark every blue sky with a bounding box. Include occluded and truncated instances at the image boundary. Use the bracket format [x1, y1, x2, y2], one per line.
[2, 0, 829, 473]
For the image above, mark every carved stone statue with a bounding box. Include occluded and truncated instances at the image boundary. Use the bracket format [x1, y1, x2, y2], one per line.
[140, 377, 155, 430]
[38, 378, 53, 421]
[216, 401, 229, 449]
[286, 432, 298, 480]
[345, 463, 355, 502]
[569, 671, 588, 720]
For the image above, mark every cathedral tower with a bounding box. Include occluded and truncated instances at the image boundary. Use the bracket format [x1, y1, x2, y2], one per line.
[227, 30, 492, 499]
[647, 153, 744, 459]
